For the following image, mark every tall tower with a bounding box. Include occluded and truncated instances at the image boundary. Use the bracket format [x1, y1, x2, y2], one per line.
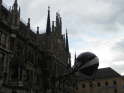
[46, 6, 51, 34]
[11, 0, 20, 27]
[65, 29, 69, 52]
[55, 12, 62, 35]
[60, 17, 62, 34]
[65, 29, 71, 67]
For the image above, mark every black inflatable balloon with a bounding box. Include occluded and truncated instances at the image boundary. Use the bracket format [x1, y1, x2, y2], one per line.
[74, 52, 99, 76]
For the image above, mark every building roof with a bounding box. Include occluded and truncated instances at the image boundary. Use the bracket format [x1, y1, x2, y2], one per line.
[75, 67, 121, 81]
[95, 67, 121, 79]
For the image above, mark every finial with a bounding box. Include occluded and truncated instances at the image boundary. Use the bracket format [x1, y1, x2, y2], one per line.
[46, 6, 51, 34]
[13, 0, 18, 10]
[52, 21, 55, 32]
[27, 18, 30, 28]
[66, 28, 68, 34]
[15, 0, 17, 3]
[37, 26, 39, 34]
[14, 0, 18, 5]
[75, 51, 77, 58]
[28, 18, 30, 23]
[66, 28, 68, 39]
[65, 28, 69, 52]
[48, 6, 50, 11]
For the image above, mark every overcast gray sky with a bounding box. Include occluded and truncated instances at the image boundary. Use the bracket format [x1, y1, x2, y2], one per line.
[3, 0, 124, 75]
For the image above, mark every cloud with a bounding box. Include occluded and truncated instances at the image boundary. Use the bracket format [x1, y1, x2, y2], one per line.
[3, 0, 124, 75]
[111, 39, 124, 62]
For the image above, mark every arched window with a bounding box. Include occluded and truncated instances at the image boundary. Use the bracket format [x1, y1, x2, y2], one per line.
[97, 82, 101, 87]
[82, 84, 86, 88]
[113, 80, 117, 85]
[105, 81, 109, 86]
[89, 83, 93, 87]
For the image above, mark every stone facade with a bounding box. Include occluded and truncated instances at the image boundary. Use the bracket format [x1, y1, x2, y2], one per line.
[74, 67, 124, 93]
[0, 0, 72, 93]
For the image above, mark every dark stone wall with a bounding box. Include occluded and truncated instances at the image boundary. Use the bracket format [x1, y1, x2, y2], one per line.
[0, 1, 72, 93]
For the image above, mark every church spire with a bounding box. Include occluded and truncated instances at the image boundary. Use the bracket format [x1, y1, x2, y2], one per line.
[60, 17, 62, 34]
[65, 29, 69, 52]
[13, 0, 18, 10]
[56, 12, 59, 29]
[27, 18, 30, 29]
[11, 0, 20, 27]
[46, 6, 51, 34]
[37, 26, 39, 34]
[56, 12, 62, 34]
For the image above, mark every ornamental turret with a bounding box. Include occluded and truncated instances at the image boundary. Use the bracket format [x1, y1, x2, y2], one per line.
[11, 0, 20, 28]
[46, 6, 51, 34]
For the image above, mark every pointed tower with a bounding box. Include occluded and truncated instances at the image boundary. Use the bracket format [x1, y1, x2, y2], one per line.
[74, 51, 77, 65]
[60, 17, 62, 34]
[27, 18, 30, 29]
[11, 0, 20, 27]
[46, 6, 51, 34]
[55, 12, 62, 34]
[13, 0, 18, 10]
[65, 29, 71, 67]
[56, 12, 59, 31]
[37, 26, 39, 35]
[65, 29, 69, 52]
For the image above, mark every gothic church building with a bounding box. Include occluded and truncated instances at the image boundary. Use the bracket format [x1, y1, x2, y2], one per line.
[0, 0, 72, 93]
